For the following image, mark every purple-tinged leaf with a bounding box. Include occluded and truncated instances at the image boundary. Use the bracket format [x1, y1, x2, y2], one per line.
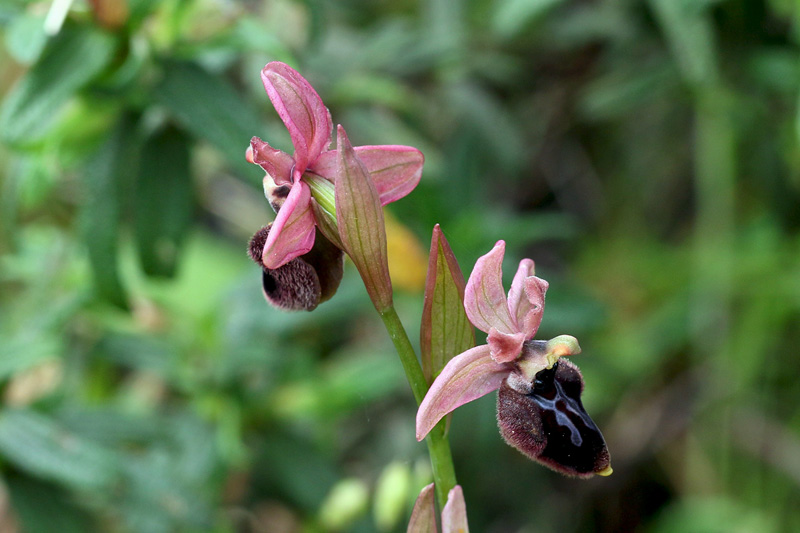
[261, 62, 332, 173]
[416, 345, 508, 440]
[463, 241, 517, 335]
[441, 486, 469, 533]
[421, 225, 475, 383]
[335, 125, 393, 311]
[407, 484, 437, 533]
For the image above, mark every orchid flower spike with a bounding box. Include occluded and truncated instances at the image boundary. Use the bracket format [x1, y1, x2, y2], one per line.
[416, 241, 611, 478]
[246, 61, 424, 270]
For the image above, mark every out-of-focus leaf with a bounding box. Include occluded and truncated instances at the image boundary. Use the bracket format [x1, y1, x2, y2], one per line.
[7, 476, 96, 533]
[649, 0, 719, 87]
[492, 0, 564, 39]
[134, 125, 194, 278]
[420, 225, 474, 383]
[257, 433, 339, 512]
[81, 113, 140, 309]
[153, 60, 264, 176]
[5, 12, 47, 64]
[0, 334, 59, 380]
[0, 24, 116, 145]
[0, 409, 119, 491]
[270, 349, 404, 420]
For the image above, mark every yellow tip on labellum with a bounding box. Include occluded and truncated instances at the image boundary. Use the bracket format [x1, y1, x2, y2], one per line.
[596, 465, 613, 477]
[544, 335, 582, 368]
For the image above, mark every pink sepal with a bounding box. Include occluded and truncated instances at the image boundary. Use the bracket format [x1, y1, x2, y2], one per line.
[463, 241, 516, 335]
[249, 137, 295, 186]
[313, 145, 423, 205]
[261, 62, 332, 173]
[416, 344, 508, 440]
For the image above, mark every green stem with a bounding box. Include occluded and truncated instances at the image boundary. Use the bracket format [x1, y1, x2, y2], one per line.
[378, 305, 457, 506]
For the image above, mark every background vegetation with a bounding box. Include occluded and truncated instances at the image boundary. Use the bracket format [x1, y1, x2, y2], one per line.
[1, 0, 800, 531]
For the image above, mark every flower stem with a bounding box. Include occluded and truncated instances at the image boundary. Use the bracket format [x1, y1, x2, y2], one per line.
[378, 305, 457, 505]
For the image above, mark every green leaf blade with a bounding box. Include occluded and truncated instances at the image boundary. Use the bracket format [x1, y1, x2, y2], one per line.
[0, 24, 117, 146]
[134, 125, 194, 278]
[420, 224, 475, 383]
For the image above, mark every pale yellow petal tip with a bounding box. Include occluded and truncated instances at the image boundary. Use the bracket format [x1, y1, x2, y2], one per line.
[596, 465, 613, 477]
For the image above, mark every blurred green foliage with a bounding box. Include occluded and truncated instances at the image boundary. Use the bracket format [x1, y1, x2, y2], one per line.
[2, 0, 800, 531]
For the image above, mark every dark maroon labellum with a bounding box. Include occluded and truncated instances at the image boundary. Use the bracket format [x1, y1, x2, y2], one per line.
[497, 360, 611, 477]
[247, 225, 344, 311]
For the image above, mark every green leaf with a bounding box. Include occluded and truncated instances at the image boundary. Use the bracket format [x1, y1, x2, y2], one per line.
[420, 225, 474, 383]
[0, 24, 116, 146]
[0, 409, 119, 491]
[81, 113, 140, 309]
[153, 60, 264, 177]
[7, 476, 97, 533]
[134, 125, 194, 278]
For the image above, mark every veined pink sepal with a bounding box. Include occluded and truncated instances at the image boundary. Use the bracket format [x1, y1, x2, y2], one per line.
[248, 136, 295, 186]
[463, 240, 516, 335]
[314, 145, 424, 205]
[261, 62, 332, 173]
[416, 344, 508, 441]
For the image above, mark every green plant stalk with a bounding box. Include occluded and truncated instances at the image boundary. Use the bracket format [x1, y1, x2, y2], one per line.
[379, 305, 458, 507]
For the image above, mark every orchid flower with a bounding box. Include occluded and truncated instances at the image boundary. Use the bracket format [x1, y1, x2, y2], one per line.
[246, 61, 424, 270]
[407, 484, 469, 533]
[416, 241, 611, 478]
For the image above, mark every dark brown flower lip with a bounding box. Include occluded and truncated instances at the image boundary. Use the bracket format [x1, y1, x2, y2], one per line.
[248, 225, 344, 311]
[497, 360, 612, 477]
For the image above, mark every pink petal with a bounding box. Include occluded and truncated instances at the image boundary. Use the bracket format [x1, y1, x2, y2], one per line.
[313, 145, 423, 205]
[407, 484, 437, 533]
[441, 486, 469, 533]
[518, 276, 548, 339]
[262, 181, 316, 269]
[416, 344, 509, 441]
[486, 328, 525, 363]
[463, 241, 517, 335]
[506, 258, 534, 328]
[249, 137, 295, 186]
[261, 62, 332, 173]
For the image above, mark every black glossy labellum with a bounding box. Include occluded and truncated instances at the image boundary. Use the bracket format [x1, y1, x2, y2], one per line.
[497, 360, 611, 477]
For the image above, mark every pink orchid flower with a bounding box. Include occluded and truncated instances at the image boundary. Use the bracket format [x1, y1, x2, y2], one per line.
[246, 61, 424, 269]
[416, 240, 612, 478]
